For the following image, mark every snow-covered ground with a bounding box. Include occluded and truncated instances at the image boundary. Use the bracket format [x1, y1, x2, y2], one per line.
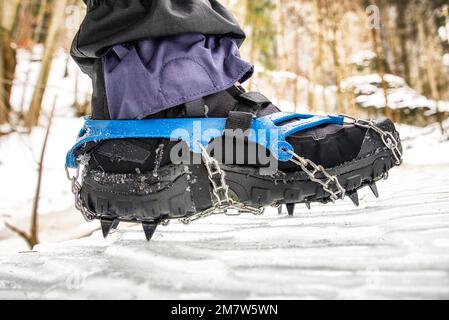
[0, 49, 95, 249]
[0, 116, 83, 220]
[1, 163, 449, 299]
[0, 121, 448, 299]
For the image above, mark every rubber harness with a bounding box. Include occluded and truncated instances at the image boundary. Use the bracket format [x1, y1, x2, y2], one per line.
[66, 112, 344, 168]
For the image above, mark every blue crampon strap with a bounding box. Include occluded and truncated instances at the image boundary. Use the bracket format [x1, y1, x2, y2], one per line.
[65, 112, 344, 168]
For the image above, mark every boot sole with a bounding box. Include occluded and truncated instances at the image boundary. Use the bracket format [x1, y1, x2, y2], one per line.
[223, 150, 393, 207]
[80, 148, 396, 224]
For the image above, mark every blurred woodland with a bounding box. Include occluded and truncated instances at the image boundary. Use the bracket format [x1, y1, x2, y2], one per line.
[0, 0, 448, 131]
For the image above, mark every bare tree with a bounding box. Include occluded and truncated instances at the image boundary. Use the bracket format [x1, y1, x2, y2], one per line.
[394, 0, 411, 85]
[340, 3, 358, 116]
[314, 0, 328, 113]
[25, 0, 68, 128]
[33, 0, 49, 43]
[416, 0, 445, 134]
[324, 0, 345, 113]
[6, 98, 57, 249]
[364, 0, 391, 118]
[0, 0, 20, 124]
[275, 0, 288, 103]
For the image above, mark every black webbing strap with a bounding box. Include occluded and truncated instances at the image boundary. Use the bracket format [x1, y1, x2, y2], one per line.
[225, 111, 254, 131]
[237, 92, 271, 109]
[227, 86, 273, 115]
[226, 84, 246, 97]
[184, 98, 208, 117]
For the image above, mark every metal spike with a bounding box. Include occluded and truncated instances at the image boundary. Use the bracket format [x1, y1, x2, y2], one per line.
[286, 203, 295, 216]
[111, 220, 120, 230]
[142, 222, 158, 242]
[348, 192, 360, 207]
[305, 202, 311, 210]
[100, 219, 114, 239]
[369, 183, 379, 198]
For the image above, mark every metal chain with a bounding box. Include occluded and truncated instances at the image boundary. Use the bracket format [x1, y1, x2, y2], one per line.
[180, 144, 265, 224]
[341, 115, 403, 166]
[67, 115, 401, 224]
[288, 151, 346, 202]
[65, 165, 96, 222]
[66, 145, 346, 223]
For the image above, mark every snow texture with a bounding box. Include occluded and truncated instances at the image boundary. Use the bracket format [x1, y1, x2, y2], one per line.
[1, 147, 449, 299]
[343, 73, 449, 113]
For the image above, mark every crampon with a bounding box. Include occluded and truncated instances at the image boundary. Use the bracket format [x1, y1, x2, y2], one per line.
[65, 108, 402, 241]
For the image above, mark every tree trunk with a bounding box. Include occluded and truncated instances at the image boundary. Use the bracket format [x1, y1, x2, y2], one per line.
[33, 0, 49, 43]
[314, 0, 328, 113]
[396, 0, 411, 85]
[383, 2, 400, 76]
[307, 0, 325, 113]
[0, 0, 20, 124]
[247, 25, 257, 91]
[0, 33, 7, 124]
[293, 31, 300, 110]
[1, 0, 20, 32]
[5, 98, 57, 249]
[29, 99, 57, 247]
[341, 9, 356, 116]
[326, 1, 344, 113]
[307, 78, 316, 113]
[25, 0, 68, 128]
[416, 1, 445, 135]
[275, 0, 288, 103]
[0, 0, 5, 124]
[366, 0, 391, 118]
[12, 0, 34, 48]
[372, 28, 391, 118]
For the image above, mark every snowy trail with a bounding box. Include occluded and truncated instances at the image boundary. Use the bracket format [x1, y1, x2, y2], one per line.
[1, 163, 449, 299]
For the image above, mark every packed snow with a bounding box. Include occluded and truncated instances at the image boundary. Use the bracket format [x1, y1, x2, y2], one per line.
[1, 162, 449, 299]
[343, 73, 449, 113]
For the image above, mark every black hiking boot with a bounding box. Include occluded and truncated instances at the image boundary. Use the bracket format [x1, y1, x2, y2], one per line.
[66, 86, 402, 241]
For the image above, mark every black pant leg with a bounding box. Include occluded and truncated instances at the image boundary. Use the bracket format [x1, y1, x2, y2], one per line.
[71, 0, 246, 119]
